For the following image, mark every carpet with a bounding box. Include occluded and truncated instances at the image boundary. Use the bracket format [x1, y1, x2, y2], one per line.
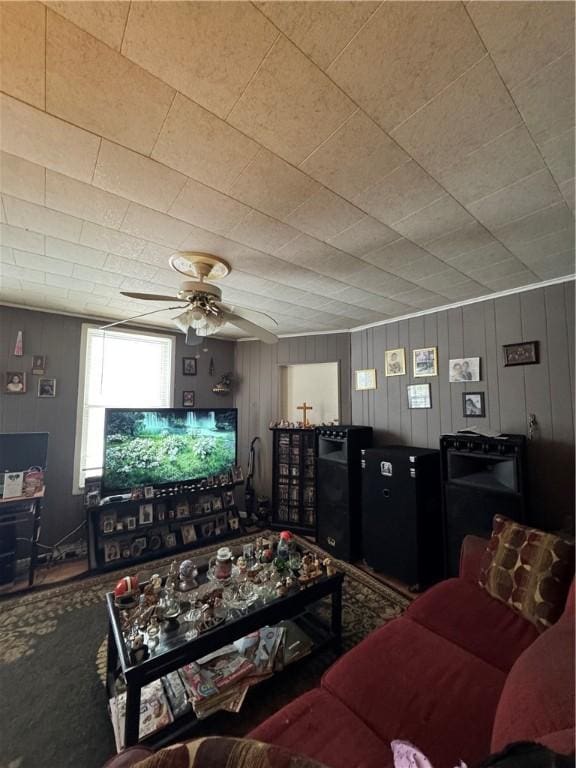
[0, 532, 410, 768]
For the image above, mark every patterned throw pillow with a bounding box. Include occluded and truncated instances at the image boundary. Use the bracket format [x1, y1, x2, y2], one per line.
[478, 515, 574, 631]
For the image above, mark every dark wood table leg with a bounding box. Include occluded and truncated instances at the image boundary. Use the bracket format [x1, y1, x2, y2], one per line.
[124, 682, 141, 748]
[106, 618, 119, 699]
[331, 580, 343, 655]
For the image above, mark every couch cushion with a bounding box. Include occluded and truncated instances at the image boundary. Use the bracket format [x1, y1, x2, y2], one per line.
[249, 687, 392, 768]
[322, 616, 505, 768]
[406, 578, 538, 672]
[479, 515, 574, 631]
[491, 611, 575, 754]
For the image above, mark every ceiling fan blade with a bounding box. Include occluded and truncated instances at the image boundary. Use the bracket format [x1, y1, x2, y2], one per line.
[121, 291, 181, 302]
[223, 311, 279, 344]
[216, 302, 279, 327]
[100, 306, 185, 330]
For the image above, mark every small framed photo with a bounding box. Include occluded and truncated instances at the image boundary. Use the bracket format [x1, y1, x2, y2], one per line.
[181, 524, 197, 545]
[38, 378, 56, 398]
[182, 357, 197, 376]
[164, 532, 177, 548]
[219, 471, 231, 486]
[355, 368, 377, 390]
[144, 485, 155, 499]
[231, 466, 244, 483]
[5, 372, 26, 394]
[223, 490, 235, 508]
[104, 541, 120, 563]
[131, 537, 147, 558]
[131, 486, 144, 500]
[503, 341, 539, 367]
[201, 521, 214, 538]
[384, 348, 406, 377]
[182, 390, 195, 407]
[31, 355, 46, 374]
[229, 516, 240, 531]
[115, 521, 124, 532]
[157, 508, 166, 522]
[149, 534, 162, 551]
[211, 495, 223, 512]
[202, 501, 212, 515]
[463, 392, 486, 417]
[176, 501, 189, 519]
[102, 514, 116, 534]
[126, 516, 137, 531]
[413, 348, 438, 377]
[407, 383, 432, 409]
[449, 358, 480, 382]
[139, 503, 154, 525]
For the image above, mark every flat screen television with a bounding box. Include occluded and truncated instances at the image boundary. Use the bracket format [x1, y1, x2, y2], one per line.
[102, 408, 237, 495]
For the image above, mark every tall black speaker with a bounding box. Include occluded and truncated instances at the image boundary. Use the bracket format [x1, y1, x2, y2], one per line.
[361, 446, 442, 590]
[441, 433, 527, 577]
[316, 426, 372, 562]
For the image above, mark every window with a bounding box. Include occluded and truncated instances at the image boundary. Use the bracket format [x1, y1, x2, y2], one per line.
[74, 325, 174, 490]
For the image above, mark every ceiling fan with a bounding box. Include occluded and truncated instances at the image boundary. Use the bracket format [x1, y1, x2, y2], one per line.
[102, 252, 279, 344]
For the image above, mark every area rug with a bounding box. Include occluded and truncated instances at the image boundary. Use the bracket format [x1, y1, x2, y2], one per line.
[0, 532, 410, 768]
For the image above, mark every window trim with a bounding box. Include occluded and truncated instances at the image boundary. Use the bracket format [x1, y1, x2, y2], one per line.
[72, 322, 176, 495]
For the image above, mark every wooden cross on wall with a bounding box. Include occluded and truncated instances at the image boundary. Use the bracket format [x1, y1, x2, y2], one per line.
[297, 401, 313, 427]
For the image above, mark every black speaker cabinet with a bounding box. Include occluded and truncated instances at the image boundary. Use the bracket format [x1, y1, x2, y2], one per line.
[316, 426, 372, 562]
[361, 446, 442, 590]
[441, 433, 527, 577]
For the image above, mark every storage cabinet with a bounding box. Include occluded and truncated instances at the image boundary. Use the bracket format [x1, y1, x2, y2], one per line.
[271, 428, 316, 535]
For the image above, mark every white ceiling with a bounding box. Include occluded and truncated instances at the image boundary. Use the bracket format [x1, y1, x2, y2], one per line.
[0, 1, 574, 338]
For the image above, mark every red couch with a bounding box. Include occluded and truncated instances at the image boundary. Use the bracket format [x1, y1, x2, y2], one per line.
[249, 535, 575, 767]
[105, 535, 574, 768]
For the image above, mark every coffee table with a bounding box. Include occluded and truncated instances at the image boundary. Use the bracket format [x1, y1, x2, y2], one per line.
[105, 556, 344, 749]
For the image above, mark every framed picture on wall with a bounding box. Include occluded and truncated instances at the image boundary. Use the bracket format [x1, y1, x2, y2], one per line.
[413, 348, 438, 377]
[182, 357, 197, 375]
[407, 383, 432, 409]
[503, 341, 539, 366]
[5, 372, 26, 394]
[183, 390, 195, 407]
[38, 378, 56, 397]
[462, 392, 485, 417]
[449, 358, 481, 382]
[384, 348, 406, 376]
[355, 368, 377, 390]
[31, 355, 46, 374]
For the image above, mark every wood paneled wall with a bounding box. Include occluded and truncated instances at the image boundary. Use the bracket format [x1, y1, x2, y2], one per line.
[0, 306, 234, 546]
[351, 281, 575, 530]
[233, 333, 351, 498]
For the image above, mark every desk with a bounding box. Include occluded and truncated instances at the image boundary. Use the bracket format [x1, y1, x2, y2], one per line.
[0, 490, 43, 586]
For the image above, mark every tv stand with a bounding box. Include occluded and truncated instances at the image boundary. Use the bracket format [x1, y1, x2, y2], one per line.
[87, 479, 243, 573]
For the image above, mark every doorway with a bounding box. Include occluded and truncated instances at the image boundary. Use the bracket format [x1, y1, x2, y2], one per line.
[279, 362, 340, 425]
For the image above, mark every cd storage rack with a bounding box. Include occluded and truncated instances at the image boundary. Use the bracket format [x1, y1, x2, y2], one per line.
[270, 428, 316, 535]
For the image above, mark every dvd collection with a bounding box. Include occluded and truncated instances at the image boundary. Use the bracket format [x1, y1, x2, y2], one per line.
[108, 620, 313, 751]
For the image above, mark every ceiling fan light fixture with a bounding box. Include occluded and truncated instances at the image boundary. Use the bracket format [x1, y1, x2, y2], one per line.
[173, 310, 191, 333]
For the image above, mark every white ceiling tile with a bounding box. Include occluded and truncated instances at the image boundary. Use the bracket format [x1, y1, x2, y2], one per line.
[227, 210, 300, 253]
[560, 180, 574, 212]
[44, 236, 107, 268]
[0, 151, 45, 205]
[228, 148, 320, 220]
[228, 36, 355, 166]
[511, 50, 575, 145]
[392, 195, 475, 246]
[0, 277, 22, 292]
[80, 221, 147, 258]
[120, 203, 193, 249]
[168, 178, 250, 236]
[46, 1, 130, 50]
[390, 287, 447, 309]
[467, 169, 562, 229]
[300, 111, 409, 200]
[354, 161, 445, 226]
[526, 251, 575, 280]
[386, 253, 454, 282]
[285, 188, 363, 241]
[0, 93, 100, 183]
[140, 241, 176, 269]
[328, 216, 398, 257]
[0, 246, 14, 264]
[11, 248, 73, 276]
[437, 280, 489, 301]
[122, 1, 277, 119]
[425, 222, 496, 261]
[445, 242, 512, 274]
[393, 57, 522, 178]
[0, 223, 44, 254]
[344, 268, 415, 297]
[255, 1, 379, 70]
[362, 238, 429, 271]
[46, 272, 94, 292]
[509, 228, 575, 263]
[412, 267, 471, 292]
[328, 2, 485, 133]
[467, 1, 574, 91]
[436, 125, 545, 205]
[539, 127, 575, 187]
[67, 289, 107, 305]
[3, 195, 83, 242]
[46, 170, 129, 229]
[484, 271, 538, 291]
[72, 264, 124, 288]
[93, 140, 187, 213]
[0, 1, 45, 109]
[103, 253, 159, 282]
[466, 256, 534, 284]
[2, 262, 46, 285]
[46, 10, 175, 155]
[152, 93, 260, 190]
[494, 202, 574, 247]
